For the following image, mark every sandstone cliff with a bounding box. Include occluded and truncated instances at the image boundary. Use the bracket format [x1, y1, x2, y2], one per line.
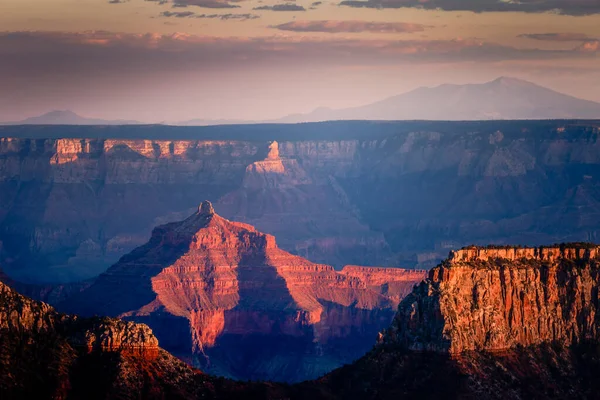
[384, 244, 600, 353]
[60, 201, 425, 382]
[291, 243, 600, 400]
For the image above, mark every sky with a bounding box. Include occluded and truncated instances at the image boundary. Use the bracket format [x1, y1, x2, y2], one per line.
[1, 0, 599, 122]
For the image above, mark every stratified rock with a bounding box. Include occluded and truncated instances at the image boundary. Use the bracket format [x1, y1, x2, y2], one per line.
[61, 202, 425, 382]
[296, 243, 600, 400]
[383, 244, 600, 353]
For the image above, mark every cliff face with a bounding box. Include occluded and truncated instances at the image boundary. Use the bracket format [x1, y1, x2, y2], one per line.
[291, 244, 600, 400]
[0, 280, 159, 356]
[60, 201, 425, 382]
[384, 244, 600, 353]
[3, 121, 600, 283]
[0, 280, 190, 399]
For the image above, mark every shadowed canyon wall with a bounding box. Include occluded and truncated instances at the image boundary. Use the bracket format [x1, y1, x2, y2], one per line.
[1, 121, 600, 282]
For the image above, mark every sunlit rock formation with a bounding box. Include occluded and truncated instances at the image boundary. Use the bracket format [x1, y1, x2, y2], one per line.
[60, 201, 425, 382]
[384, 244, 600, 353]
[302, 243, 600, 400]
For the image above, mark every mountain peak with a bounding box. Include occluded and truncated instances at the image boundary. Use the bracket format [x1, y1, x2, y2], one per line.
[45, 109, 79, 116]
[489, 76, 533, 86]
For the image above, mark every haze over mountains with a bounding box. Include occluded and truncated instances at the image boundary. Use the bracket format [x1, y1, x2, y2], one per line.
[5, 78, 600, 126]
[4, 110, 140, 126]
[280, 77, 600, 122]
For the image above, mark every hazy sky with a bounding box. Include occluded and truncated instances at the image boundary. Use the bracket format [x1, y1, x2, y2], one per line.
[1, 0, 599, 122]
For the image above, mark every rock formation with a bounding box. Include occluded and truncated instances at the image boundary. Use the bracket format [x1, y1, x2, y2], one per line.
[60, 201, 425, 382]
[0, 280, 159, 356]
[384, 244, 600, 353]
[340, 266, 427, 303]
[6, 242, 600, 399]
[216, 140, 392, 269]
[0, 280, 175, 399]
[293, 243, 600, 400]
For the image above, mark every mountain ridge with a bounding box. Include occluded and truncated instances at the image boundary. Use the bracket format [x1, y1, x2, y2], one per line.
[5, 78, 600, 126]
[278, 77, 600, 122]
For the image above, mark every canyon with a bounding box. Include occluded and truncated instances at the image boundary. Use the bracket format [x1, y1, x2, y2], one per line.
[59, 201, 425, 382]
[2, 120, 600, 283]
[4, 243, 600, 399]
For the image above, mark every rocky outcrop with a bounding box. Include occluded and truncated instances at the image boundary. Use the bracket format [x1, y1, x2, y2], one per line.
[448, 244, 600, 263]
[0, 280, 184, 399]
[1, 279, 291, 400]
[242, 141, 312, 188]
[0, 281, 158, 356]
[289, 243, 600, 400]
[384, 244, 600, 353]
[60, 201, 424, 382]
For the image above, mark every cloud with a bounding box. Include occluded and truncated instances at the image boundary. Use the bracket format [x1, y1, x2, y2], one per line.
[173, 0, 242, 8]
[161, 11, 196, 17]
[518, 33, 598, 42]
[0, 30, 598, 122]
[338, 0, 600, 15]
[1, 31, 596, 71]
[273, 20, 426, 33]
[253, 3, 306, 11]
[161, 11, 259, 19]
[196, 13, 259, 19]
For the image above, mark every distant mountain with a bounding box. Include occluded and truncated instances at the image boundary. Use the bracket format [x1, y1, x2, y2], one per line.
[175, 118, 253, 126]
[5, 110, 140, 125]
[6, 78, 600, 126]
[279, 77, 600, 122]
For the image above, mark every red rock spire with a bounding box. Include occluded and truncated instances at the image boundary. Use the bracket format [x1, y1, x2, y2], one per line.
[197, 200, 215, 216]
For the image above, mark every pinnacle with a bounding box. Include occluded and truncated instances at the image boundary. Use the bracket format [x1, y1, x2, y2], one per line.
[198, 200, 215, 216]
[266, 141, 280, 160]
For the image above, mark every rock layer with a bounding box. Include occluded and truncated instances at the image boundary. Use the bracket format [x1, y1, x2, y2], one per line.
[384, 244, 600, 353]
[61, 201, 425, 382]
